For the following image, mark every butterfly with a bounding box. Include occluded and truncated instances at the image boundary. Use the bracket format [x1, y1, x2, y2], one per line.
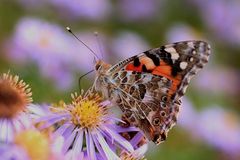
[93, 40, 211, 145]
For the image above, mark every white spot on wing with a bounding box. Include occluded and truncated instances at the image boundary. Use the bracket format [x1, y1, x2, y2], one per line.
[180, 61, 188, 70]
[165, 47, 176, 53]
[188, 42, 194, 48]
[171, 52, 180, 60]
[165, 47, 179, 60]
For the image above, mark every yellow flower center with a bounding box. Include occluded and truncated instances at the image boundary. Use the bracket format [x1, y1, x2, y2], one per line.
[70, 92, 105, 129]
[14, 130, 50, 160]
[0, 73, 32, 118]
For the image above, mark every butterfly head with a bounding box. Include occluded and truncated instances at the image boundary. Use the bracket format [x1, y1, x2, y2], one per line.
[94, 60, 112, 97]
[94, 60, 111, 74]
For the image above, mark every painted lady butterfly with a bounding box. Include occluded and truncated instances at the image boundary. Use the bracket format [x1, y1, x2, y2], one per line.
[93, 40, 210, 145]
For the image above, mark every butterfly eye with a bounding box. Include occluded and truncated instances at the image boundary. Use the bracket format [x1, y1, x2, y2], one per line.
[95, 64, 101, 70]
[152, 117, 161, 126]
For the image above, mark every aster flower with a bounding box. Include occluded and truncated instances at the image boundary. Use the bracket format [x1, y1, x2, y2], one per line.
[0, 129, 64, 160]
[177, 98, 198, 135]
[197, 106, 240, 156]
[50, 0, 111, 21]
[36, 89, 135, 159]
[6, 17, 109, 90]
[111, 31, 149, 60]
[117, 0, 162, 21]
[0, 72, 33, 143]
[166, 24, 204, 43]
[0, 143, 30, 160]
[16, 0, 47, 9]
[193, 67, 239, 96]
[191, 0, 240, 46]
[5, 18, 75, 89]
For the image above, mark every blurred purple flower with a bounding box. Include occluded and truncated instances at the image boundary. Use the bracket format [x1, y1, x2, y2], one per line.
[50, 0, 111, 21]
[35, 90, 136, 159]
[6, 18, 104, 90]
[70, 31, 108, 72]
[111, 31, 149, 60]
[166, 24, 204, 43]
[0, 144, 30, 160]
[197, 106, 240, 155]
[6, 18, 75, 89]
[0, 129, 65, 160]
[193, 67, 239, 95]
[178, 98, 198, 135]
[0, 114, 32, 143]
[192, 0, 240, 45]
[17, 0, 47, 8]
[118, 0, 161, 21]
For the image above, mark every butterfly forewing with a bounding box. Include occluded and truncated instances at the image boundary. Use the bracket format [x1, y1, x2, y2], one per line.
[97, 40, 211, 144]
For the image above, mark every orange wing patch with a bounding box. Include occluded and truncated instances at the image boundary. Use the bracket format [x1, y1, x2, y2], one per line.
[125, 57, 182, 98]
[151, 62, 182, 98]
[140, 57, 156, 70]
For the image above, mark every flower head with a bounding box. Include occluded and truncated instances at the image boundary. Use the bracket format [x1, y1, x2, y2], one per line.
[0, 72, 33, 142]
[118, 0, 161, 21]
[36, 89, 136, 159]
[197, 106, 240, 155]
[14, 129, 50, 160]
[0, 72, 32, 118]
[0, 143, 30, 160]
[111, 31, 149, 60]
[50, 0, 111, 21]
[0, 129, 64, 160]
[69, 92, 106, 129]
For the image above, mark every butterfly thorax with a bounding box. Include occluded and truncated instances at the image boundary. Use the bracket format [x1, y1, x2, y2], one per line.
[94, 60, 113, 98]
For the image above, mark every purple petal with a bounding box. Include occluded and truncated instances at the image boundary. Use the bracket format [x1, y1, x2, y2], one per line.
[85, 130, 96, 160]
[12, 118, 24, 132]
[130, 132, 144, 147]
[35, 113, 69, 123]
[62, 128, 78, 153]
[0, 119, 8, 142]
[72, 130, 84, 159]
[111, 125, 139, 133]
[17, 113, 32, 128]
[133, 143, 148, 158]
[37, 114, 70, 130]
[92, 133, 107, 160]
[95, 131, 120, 160]
[6, 121, 14, 143]
[53, 123, 71, 137]
[101, 125, 134, 152]
[62, 124, 75, 139]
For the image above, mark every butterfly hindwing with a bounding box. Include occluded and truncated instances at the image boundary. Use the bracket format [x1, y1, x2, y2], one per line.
[108, 70, 180, 143]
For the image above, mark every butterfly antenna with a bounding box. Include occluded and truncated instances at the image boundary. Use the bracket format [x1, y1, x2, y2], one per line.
[78, 69, 94, 92]
[66, 27, 100, 59]
[94, 31, 104, 60]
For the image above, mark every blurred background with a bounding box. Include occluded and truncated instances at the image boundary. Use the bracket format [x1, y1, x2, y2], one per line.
[0, 0, 240, 159]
